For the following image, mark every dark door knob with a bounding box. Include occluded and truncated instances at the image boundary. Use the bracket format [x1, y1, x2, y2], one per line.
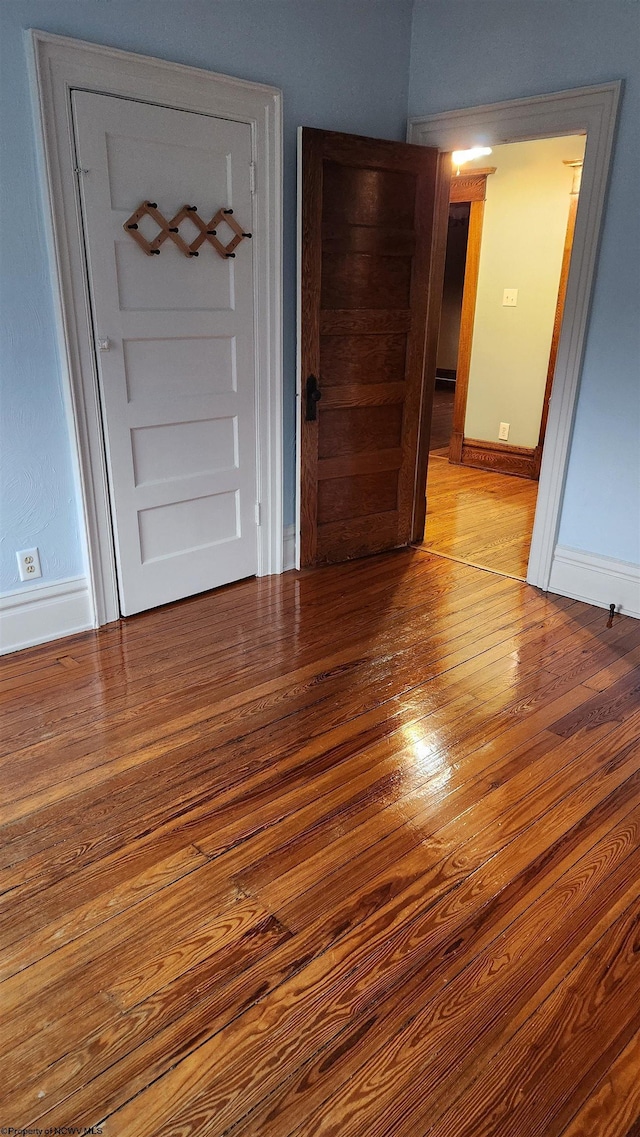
[305, 374, 322, 421]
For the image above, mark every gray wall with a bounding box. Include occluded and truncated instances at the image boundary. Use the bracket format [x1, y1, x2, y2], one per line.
[0, 0, 413, 591]
[2, 0, 638, 599]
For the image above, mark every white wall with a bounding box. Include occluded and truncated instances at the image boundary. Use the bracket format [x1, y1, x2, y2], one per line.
[463, 135, 586, 449]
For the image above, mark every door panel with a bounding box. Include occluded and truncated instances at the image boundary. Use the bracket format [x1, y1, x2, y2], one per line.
[72, 91, 258, 615]
[300, 128, 449, 566]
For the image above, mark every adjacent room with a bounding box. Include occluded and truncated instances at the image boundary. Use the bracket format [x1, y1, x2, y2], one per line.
[1, 2, 639, 1136]
[423, 134, 586, 580]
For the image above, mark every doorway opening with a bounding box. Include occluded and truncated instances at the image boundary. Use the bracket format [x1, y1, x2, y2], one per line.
[421, 133, 586, 580]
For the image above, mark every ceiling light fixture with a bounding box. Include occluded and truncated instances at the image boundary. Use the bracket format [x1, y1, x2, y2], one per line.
[452, 146, 493, 175]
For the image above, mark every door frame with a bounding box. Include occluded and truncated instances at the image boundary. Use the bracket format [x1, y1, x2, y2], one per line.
[408, 81, 621, 591]
[444, 168, 494, 466]
[28, 30, 283, 626]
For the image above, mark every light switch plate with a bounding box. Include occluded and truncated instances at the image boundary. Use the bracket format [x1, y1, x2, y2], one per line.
[503, 288, 518, 307]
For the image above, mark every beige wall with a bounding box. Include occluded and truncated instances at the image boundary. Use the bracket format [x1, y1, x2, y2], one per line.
[463, 134, 586, 449]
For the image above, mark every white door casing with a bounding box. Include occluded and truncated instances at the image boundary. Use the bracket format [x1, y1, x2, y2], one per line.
[73, 91, 258, 615]
[407, 82, 621, 591]
[28, 31, 282, 626]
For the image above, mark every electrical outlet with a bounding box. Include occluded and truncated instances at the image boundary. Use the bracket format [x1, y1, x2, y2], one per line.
[17, 548, 42, 582]
[503, 288, 518, 307]
[499, 422, 510, 441]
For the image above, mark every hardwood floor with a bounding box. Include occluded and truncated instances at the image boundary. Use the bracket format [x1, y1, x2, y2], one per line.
[2, 550, 640, 1136]
[423, 454, 539, 578]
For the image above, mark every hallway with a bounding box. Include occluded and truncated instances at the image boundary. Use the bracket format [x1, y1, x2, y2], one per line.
[423, 456, 538, 579]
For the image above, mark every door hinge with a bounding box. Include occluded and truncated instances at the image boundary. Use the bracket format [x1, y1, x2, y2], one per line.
[255, 502, 262, 526]
[249, 162, 256, 196]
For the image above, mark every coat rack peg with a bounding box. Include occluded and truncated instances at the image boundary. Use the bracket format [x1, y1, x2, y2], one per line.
[123, 201, 253, 259]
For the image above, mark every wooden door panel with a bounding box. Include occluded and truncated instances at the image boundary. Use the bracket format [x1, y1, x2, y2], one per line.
[321, 253, 413, 310]
[319, 310, 412, 335]
[318, 470, 399, 524]
[300, 127, 449, 566]
[322, 228, 416, 257]
[321, 383, 406, 409]
[320, 335, 407, 386]
[317, 448, 403, 481]
[318, 405, 404, 459]
[322, 162, 417, 226]
[316, 512, 400, 563]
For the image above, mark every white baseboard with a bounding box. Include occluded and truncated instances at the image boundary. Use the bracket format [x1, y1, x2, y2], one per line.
[548, 546, 640, 619]
[283, 524, 297, 572]
[0, 576, 94, 655]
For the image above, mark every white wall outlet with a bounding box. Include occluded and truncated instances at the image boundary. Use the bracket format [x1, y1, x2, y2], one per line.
[499, 422, 510, 441]
[17, 547, 42, 582]
[502, 288, 518, 307]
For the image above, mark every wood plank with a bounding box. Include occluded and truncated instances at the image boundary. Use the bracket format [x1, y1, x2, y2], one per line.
[422, 453, 538, 578]
[320, 381, 406, 408]
[559, 1031, 640, 1137]
[319, 309, 412, 335]
[1, 551, 639, 1135]
[317, 449, 402, 480]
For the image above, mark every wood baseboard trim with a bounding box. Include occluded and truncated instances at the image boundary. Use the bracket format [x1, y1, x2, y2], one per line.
[448, 430, 463, 464]
[459, 438, 537, 479]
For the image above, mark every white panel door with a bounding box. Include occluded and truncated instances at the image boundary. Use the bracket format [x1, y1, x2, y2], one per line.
[72, 91, 258, 615]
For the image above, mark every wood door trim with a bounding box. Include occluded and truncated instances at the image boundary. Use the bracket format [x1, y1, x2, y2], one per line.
[449, 167, 496, 203]
[448, 198, 485, 464]
[533, 164, 582, 479]
[460, 437, 537, 479]
[410, 152, 451, 541]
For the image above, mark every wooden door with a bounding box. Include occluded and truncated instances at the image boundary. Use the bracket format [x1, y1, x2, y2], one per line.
[299, 128, 449, 566]
[72, 92, 258, 616]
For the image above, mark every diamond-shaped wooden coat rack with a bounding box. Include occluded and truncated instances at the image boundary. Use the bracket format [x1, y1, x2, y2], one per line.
[124, 201, 252, 258]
